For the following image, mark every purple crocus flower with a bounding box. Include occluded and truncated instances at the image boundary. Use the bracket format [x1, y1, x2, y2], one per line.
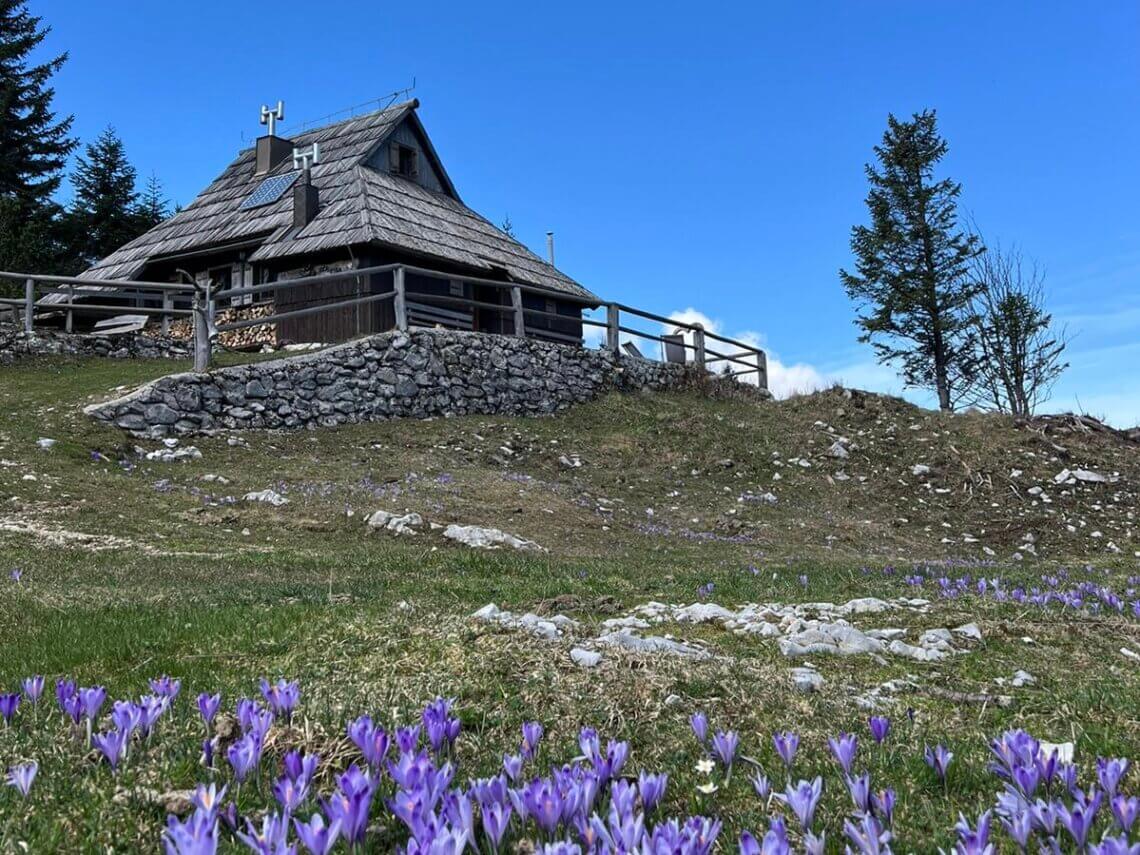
[322, 764, 374, 845]
[1059, 790, 1104, 848]
[22, 676, 43, 705]
[828, 732, 858, 775]
[55, 679, 76, 710]
[162, 808, 219, 855]
[953, 810, 993, 854]
[227, 732, 262, 783]
[293, 814, 341, 855]
[0, 693, 20, 724]
[61, 693, 83, 725]
[638, 771, 667, 813]
[139, 694, 169, 737]
[93, 729, 128, 769]
[845, 772, 872, 814]
[235, 811, 289, 854]
[111, 700, 142, 736]
[1098, 758, 1131, 797]
[190, 783, 226, 819]
[78, 685, 107, 721]
[752, 772, 771, 802]
[5, 761, 36, 797]
[843, 814, 892, 854]
[773, 731, 799, 770]
[395, 724, 420, 754]
[925, 744, 954, 781]
[777, 777, 823, 831]
[259, 678, 300, 724]
[712, 731, 740, 770]
[1112, 794, 1139, 833]
[272, 773, 309, 814]
[149, 675, 182, 700]
[578, 727, 600, 761]
[521, 720, 544, 759]
[738, 831, 763, 855]
[481, 801, 512, 849]
[283, 750, 319, 786]
[868, 716, 890, 745]
[196, 693, 221, 729]
[872, 788, 896, 826]
[201, 738, 214, 770]
[503, 753, 523, 781]
[348, 715, 391, 769]
[690, 712, 709, 744]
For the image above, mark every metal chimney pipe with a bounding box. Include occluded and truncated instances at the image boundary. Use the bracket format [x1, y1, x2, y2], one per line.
[546, 231, 555, 265]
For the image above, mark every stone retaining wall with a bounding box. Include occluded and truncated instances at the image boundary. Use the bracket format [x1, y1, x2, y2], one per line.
[0, 326, 190, 364]
[85, 329, 763, 437]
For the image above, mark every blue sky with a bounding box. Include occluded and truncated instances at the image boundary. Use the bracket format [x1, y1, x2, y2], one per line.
[39, 1, 1140, 425]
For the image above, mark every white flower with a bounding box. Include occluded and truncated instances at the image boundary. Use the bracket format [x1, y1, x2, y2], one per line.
[696, 781, 718, 794]
[695, 758, 715, 775]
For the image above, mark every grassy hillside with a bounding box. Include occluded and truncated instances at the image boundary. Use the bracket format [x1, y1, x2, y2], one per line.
[0, 354, 1137, 851]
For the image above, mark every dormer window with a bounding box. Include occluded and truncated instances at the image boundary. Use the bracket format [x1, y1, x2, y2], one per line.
[389, 142, 418, 179]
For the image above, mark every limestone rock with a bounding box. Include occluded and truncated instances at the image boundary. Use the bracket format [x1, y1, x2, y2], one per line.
[242, 489, 289, 506]
[365, 510, 423, 536]
[443, 524, 544, 552]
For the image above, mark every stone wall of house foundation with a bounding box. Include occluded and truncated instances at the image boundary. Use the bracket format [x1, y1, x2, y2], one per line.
[1, 325, 190, 364]
[84, 329, 763, 437]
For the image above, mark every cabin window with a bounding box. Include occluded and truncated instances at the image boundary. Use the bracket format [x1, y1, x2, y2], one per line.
[449, 280, 464, 297]
[390, 143, 418, 179]
[545, 299, 557, 315]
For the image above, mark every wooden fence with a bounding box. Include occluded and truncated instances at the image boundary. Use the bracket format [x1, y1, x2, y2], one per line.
[0, 266, 768, 390]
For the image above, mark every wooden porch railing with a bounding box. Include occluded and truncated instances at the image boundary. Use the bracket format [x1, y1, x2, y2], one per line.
[0, 266, 768, 390]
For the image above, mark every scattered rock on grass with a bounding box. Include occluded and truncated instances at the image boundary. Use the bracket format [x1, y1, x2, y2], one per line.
[790, 666, 825, 693]
[444, 524, 544, 552]
[570, 648, 603, 668]
[242, 489, 289, 507]
[365, 510, 423, 536]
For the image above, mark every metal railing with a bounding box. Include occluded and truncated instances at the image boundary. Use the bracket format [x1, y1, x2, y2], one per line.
[0, 266, 768, 390]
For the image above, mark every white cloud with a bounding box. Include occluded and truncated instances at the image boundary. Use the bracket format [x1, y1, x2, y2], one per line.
[659, 308, 828, 399]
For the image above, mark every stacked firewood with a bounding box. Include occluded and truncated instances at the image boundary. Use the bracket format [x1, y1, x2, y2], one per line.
[156, 303, 277, 350]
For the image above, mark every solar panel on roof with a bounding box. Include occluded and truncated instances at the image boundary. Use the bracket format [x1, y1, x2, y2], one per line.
[239, 172, 299, 210]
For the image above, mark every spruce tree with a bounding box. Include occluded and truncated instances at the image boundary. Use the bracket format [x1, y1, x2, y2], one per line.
[0, 0, 75, 274]
[64, 126, 141, 269]
[840, 110, 982, 411]
[135, 172, 170, 230]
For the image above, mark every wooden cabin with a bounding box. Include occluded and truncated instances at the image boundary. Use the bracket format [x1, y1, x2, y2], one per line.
[71, 100, 598, 346]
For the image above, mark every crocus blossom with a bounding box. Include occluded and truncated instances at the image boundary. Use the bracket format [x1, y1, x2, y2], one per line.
[6, 761, 36, 797]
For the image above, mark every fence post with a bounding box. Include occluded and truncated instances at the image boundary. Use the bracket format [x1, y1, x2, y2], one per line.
[511, 285, 525, 337]
[692, 323, 706, 368]
[23, 278, 34, 334]
[192, 283, 211, 372]
[65, 284, 74, 333]
[161, 292, 172, 336]
[756, 350, 768, 391]
[393, 267, 408, 331]
[606, 303, 619, 353]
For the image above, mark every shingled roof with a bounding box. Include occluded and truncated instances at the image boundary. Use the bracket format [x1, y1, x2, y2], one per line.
[80, 100, 596, 301]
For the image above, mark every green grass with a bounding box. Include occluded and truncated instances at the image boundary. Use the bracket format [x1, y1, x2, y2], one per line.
[0, 354, 1138, 851]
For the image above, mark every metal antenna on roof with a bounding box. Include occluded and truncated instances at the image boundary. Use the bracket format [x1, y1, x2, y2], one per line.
[282, 81, 417, 135]
[292, 142, 320, 172]
[260, 101, 285, 136]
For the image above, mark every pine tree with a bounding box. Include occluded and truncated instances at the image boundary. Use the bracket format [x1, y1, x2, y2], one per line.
[840, 110, 982, 411]
[134, 171, 170, 230]
[63, 126, 141, 269]
[0, 0, 76, 275]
